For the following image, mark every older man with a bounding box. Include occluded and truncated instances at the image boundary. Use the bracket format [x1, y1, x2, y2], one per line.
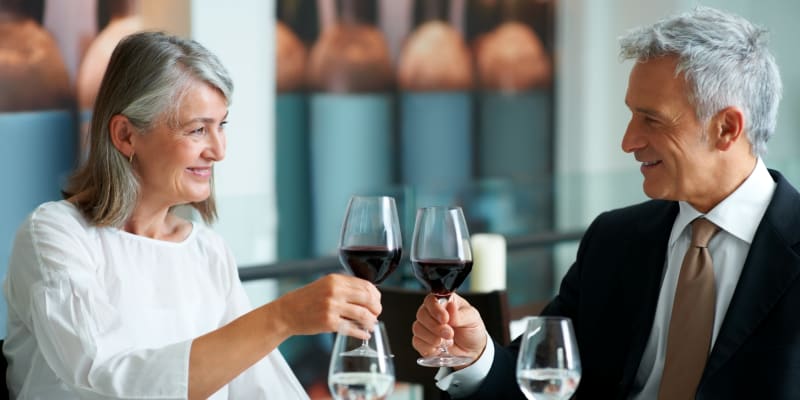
[412, 6, 800, 399]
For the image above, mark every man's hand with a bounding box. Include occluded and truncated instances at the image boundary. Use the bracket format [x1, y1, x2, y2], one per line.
[411, 293, 488, 368]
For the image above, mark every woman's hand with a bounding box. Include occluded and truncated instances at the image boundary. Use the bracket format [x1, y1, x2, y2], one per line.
[267, 274, 382, 339]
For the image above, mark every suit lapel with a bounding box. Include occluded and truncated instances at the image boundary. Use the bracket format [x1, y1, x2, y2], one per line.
[619, 201, 679, 393]
[703, 171, 800, 380]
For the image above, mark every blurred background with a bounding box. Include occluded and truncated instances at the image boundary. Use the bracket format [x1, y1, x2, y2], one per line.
[2, 0, 799, 398]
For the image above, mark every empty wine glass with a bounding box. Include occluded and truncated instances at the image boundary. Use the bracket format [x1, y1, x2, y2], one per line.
[516, 317, 581, 400]
[328, 320, 395, 400]
[410, 206, 473, 367]
[338, 195, 402, 356]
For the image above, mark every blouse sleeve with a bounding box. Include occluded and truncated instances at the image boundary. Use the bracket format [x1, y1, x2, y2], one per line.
[220, 249, 309, 400]
[6, 209, 191, 399]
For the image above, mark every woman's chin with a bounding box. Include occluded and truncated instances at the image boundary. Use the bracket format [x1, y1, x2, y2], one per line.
[178, 190, 211, 205]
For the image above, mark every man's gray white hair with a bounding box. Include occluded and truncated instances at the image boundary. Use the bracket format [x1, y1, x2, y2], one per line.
[619, 6, 782, 157]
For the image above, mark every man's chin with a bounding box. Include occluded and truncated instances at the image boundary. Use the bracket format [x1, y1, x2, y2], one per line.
[642, 184, 670, 201]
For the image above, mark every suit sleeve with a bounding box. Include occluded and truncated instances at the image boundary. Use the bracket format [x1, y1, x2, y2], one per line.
[442, 338, 524, 400]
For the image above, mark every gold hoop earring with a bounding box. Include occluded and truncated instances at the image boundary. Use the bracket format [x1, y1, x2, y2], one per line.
[128, 152, 134, 163]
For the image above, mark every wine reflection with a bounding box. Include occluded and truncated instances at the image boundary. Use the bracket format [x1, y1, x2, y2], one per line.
[276, 5, 311, 260]
[398, 0, 474, 208]
[0, 0, 73, 112]
[76, 0, 143, 163]
[308, 0, 395, 257]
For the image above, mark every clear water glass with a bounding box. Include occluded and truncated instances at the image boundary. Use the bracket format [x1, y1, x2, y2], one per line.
[328, 320, 395, 400]
[516, 317, 581, 400]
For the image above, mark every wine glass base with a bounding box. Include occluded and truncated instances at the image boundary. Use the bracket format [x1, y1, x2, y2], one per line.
[416, 354, 474, 367]
[340, 345, 381, 358]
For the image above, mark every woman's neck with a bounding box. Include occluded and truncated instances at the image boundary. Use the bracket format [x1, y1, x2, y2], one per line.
[125, 203, 191, 242]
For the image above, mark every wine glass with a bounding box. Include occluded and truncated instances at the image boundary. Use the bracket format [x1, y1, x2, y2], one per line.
[339, 195, 402, 355]
[410, 206, 474, 367]
[516, 317, 581, 400]
[328, 320, 396, 400]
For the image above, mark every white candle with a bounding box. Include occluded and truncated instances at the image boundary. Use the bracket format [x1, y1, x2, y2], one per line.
[470, 233, 507, 292]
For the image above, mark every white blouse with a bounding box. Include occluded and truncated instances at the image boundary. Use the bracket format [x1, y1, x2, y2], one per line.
[3, 201, 309, 399]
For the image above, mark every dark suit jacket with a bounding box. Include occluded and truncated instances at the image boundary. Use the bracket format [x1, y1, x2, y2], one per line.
[456, 170, 800, 400]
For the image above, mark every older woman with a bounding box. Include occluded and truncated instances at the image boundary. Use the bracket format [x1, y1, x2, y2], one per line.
[3, 31, 380, 399]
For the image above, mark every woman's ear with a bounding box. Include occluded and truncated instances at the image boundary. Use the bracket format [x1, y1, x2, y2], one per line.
[109, 114, 136, 158]
[712, 106, 745, 151]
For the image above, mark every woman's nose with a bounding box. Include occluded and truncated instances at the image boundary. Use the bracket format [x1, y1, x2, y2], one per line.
[204, 129, 226, 161]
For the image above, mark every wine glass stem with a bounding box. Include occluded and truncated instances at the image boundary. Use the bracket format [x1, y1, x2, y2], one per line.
[359, 320, 371, 349]
[437, 296, 452, 355]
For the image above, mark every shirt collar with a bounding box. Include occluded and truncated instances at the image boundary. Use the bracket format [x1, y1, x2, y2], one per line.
[669, 158, 776, 246]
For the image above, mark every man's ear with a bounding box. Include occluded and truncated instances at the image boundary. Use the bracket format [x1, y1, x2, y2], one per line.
[109, 114, 136, 158]
[712, 106, 745, 151]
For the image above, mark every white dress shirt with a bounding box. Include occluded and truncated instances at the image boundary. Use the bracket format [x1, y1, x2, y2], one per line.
[3, 201, 309, 399]
[438, 158, 776, 399]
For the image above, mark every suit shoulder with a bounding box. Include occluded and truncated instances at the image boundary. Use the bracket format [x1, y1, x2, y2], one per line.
[591, 199, 677, 231]
[765, 169, 800, 247]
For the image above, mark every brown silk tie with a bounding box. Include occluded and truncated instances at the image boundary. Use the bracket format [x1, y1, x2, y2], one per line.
[658, 218, 719, 400]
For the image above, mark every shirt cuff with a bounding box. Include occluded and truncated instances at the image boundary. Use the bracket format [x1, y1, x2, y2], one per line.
[434, 334, 494, 398]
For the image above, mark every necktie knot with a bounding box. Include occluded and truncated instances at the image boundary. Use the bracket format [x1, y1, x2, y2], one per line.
[691, 218, 719, 248]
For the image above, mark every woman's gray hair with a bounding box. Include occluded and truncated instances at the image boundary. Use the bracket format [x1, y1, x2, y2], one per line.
[65, 31, 233, 226]
[619, 6, 782, 157]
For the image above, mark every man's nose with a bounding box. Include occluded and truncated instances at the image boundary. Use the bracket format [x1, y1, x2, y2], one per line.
[621, 123, 644, 153]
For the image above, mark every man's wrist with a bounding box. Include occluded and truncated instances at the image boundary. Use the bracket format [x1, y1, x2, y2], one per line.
[454, 331, 489, 371]
[435, 331, 495, 397]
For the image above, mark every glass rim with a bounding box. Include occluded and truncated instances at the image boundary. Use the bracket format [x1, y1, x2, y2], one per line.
[349, 195, 397, 201]
[417, 205, 462, 211]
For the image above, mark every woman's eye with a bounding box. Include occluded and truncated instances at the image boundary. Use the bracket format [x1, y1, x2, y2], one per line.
[189, 126, 205, 135]
[219, 120, 228, 130]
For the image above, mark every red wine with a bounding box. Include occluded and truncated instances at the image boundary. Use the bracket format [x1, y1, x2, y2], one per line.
[412, 259, 473, 296]
[339, 246, 402, 284]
